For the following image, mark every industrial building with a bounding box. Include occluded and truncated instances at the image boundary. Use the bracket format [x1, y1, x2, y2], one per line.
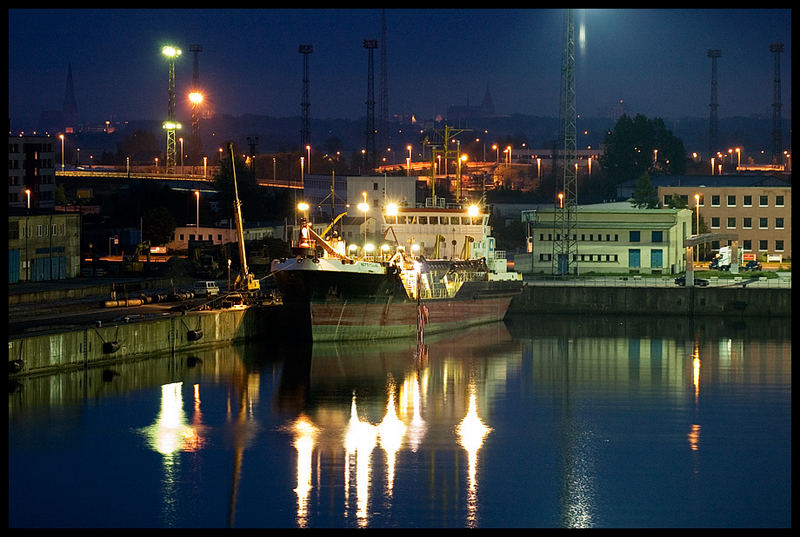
[519, 202, 693, 275]
[8, 133, 57, 210]
[617, 175, 792, 260]
[8, 208, 82, 283]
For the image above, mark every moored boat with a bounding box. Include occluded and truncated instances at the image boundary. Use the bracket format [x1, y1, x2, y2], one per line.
[271, 202, 522, 342]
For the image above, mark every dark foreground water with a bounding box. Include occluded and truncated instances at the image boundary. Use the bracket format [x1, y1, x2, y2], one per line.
[9, 314, 791, 528]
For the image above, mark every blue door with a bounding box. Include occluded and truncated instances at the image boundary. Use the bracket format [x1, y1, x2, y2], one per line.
[8, 249, 20, 283]
[628, 249, 641, 268]
[651, 249, 663, 268]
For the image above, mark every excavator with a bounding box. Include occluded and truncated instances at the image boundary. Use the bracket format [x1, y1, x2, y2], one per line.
[121, 240, 151, 273]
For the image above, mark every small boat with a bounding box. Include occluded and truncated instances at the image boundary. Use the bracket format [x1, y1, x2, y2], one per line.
[271, 202, 522, 342]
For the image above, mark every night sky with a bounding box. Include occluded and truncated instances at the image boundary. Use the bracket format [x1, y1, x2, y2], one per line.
[8, 9, 792, 128]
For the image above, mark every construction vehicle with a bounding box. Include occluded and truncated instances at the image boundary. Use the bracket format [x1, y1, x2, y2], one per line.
[121, 240, 151, 273]
[229, 142, 260, 295]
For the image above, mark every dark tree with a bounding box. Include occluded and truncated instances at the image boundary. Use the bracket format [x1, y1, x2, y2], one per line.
[142, 206, 177, 245]
[630, 173, 659, 209]
[599, 114, 687, 198]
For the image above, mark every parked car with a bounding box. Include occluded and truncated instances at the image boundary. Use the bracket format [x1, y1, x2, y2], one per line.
[741, 260, 763, 271]
[674, 276, 709, 287]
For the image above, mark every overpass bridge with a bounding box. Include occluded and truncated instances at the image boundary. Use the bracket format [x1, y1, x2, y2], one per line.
[55, 169, 303, 190]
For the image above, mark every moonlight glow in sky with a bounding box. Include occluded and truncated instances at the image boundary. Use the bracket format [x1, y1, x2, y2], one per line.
[8, 9, 791, 126]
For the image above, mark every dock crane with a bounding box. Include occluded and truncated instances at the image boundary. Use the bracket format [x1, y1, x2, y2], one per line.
[229, 142, 260, 295]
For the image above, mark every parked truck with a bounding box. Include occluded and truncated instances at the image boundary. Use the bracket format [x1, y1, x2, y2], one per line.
[709, 245, 731, 271]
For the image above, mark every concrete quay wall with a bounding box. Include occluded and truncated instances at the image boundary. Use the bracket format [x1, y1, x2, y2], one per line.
[9, 305, 286, 378]
[508, 285, 791, 317]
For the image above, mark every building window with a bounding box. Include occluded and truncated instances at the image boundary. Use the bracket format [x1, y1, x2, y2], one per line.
[652, 231, 663, 242]
[743, 239, 751, 251]
[759, 195, 768, 207]
[539, 233, 545, 241]
[629, 231, 640, 242]
[179, 234, 184, 241]
[759, 240, 768, 251]
[711, 217, 720, 229]
[776, 195, 784, 207]
[759, 217, 768, 229]
[711, 195, 720, 206]
[727, 217, 736, 229]
[775, 240, 784, 251]
[743, 217, 752, 229]
[217, 234, 222, 241]
[775, 217, 784, 229]
[373, 182, 378, 190]
[727, 195, 736, 207]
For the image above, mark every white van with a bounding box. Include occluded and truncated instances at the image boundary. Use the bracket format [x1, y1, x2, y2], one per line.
[193, 280, 220, 297]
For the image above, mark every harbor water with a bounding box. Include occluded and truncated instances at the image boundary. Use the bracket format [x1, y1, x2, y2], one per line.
[8, 314, 791, 528]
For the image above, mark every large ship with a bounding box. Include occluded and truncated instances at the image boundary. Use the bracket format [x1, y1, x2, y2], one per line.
[271, 201, 523, 342]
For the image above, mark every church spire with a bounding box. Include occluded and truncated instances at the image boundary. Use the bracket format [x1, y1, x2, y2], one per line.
[62, 62, 78, 130]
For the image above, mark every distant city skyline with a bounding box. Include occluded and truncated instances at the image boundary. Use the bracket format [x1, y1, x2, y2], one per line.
[9, 9, 791, 129]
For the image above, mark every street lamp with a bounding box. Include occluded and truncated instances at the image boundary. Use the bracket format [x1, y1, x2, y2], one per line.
[195, 190, 200, 230]
[358, 191, 369, 249]
[297, 201, 309, 222]
[25, 188, 31, 209]
[558, 192, 564, 208]
[59, 134, 65, 171]
[306, 145, 311, 174]
[694, 193, 701, 262]
[179, 137, 184, 173]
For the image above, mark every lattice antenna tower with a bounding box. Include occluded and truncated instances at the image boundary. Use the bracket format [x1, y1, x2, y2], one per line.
[552, 9, 577, 276]
[770, 43, 784, 165]
[380, 9, 389, 153]
[364, 39, 378, 173]
[299, 44, 313, 149]
[707, 49, 721, 159]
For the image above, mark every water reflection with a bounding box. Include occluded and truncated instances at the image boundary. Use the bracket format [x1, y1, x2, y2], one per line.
[456, 382, 491, 527]
[291, 415, 318, 528]
[8, 315, 792, 528]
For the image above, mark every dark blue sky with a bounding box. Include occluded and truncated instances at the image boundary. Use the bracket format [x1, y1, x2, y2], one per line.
[8, 9, 791, 127]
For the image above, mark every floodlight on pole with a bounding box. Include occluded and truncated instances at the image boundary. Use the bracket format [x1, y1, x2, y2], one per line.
[162, 44, 182, 174]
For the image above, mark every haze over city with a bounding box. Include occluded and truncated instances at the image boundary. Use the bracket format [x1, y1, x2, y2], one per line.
[9, 8, 792, 129]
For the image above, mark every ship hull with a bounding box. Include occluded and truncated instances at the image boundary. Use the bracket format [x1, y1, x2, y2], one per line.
[272, 258, 520, 342]
[308, 285, 517, 342]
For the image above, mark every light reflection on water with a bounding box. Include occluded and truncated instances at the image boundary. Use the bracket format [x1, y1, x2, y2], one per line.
[8, 315, 792, 528]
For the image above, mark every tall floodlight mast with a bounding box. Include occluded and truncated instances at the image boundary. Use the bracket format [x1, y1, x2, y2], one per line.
[770, 43, 784, 165]
[707, 49, 721, 159]
[552, 9, 577, 276]
[189, 44, 203, 164]
[299, 44, 313, 149]
[162, 45, 182, 174]
[364, 39, 378, 173]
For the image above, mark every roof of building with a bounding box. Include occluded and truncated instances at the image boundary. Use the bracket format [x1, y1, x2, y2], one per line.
[619, 174, 790, 188]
